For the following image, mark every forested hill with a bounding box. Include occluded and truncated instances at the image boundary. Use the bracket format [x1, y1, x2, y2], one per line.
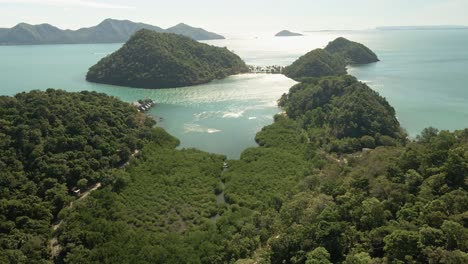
[283, 49, 347, 80]
[86, 29, 248, 89]
[284, 37, 379, 81]
[324, 37, 380, 64]
[50, 74, 467, 263]
[278, 75, 404, 151]
[1, 75, 466, 263]
[0, 19, 225, 45]
[0, 89, 178, 262]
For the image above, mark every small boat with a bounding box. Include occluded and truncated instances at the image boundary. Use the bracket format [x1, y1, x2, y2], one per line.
[133, 99, 156, 112]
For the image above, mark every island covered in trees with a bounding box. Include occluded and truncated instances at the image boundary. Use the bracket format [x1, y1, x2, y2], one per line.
[324, 37, 380, 64]
[283, 48, 347, 80]
[284, 37, 380, 80]
[0, 37, 466, 263]
[275, 30, 304, 37]
[86, 29, 248, 89]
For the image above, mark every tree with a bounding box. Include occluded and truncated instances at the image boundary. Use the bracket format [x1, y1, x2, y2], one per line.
[418, 226, 445, 248]
[306, 247, 332, 264]
[360, 135, 376, 149]
[441, 220, 467, 251]
[383, 230, 420, 261]
[344, 252, 372, 264]
[356, 198, 387, 230]
[77, 178, 88, 190]
[444, 146, 468, 188]
[417, 127, 439, 143]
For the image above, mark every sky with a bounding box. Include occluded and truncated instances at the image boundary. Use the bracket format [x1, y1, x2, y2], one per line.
[1, 0, 468, 35]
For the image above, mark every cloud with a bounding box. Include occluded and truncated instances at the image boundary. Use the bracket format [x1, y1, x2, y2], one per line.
[0, 0, 135, 9]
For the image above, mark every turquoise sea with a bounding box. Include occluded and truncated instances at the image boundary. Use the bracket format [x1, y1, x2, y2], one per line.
[1, 29, 467, 158]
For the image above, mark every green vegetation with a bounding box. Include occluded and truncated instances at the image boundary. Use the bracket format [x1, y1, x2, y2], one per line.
[86, 29, 248, 88]
[56, 138, 281, 263]
[283, 49, 346, 81]
[0, 43, 466, 263]
[283, 37, 378, 81]
[0, 19, 225, 45]
[223, 75, 467, 263]
[325, 37, 379, 64]
[279, 75, 405, 153]
[267, 127, 468, 263]
[57, 144, 229, 263]
[0, 89, 160, 262]
[51, 74, 465, 264]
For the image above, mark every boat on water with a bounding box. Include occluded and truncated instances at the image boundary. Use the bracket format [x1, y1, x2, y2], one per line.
[133, 99, 155, 112]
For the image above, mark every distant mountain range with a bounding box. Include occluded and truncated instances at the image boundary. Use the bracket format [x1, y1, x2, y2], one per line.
[0, 19, 225, 45]
[376, 25, 468, 30]
[166, 23, 224, 41]
[304, 25, 468, 32]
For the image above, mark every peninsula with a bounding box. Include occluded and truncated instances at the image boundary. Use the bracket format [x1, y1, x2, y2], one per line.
[86, 29, 248, 88]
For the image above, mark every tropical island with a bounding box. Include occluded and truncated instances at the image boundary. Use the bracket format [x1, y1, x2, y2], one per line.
[283, 48, 347, 80]
[324, 37, 380, 64]
[275, 30, 304, 37]
[86, 29, 248, 89]
[87, 35, 374, 88]
[0, 36, 467, 264]
[283, 37, 379, 80]
[0, 18, 225, 45]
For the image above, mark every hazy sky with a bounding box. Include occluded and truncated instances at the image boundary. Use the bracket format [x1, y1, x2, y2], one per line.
[1, 0, 467, 35]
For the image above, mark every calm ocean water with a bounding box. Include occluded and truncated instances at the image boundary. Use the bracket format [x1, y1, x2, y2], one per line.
[1, 29, 467, 158]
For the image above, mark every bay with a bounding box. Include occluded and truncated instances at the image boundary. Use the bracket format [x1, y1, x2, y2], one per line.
[1, 29, 467, 158]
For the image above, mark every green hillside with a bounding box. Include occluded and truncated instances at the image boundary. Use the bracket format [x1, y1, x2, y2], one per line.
[86, 29, 248, 88]
[283, 49, 347, 81]
[325, 37, 379, 64]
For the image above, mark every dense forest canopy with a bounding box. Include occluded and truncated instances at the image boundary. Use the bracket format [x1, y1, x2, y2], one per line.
[19, 75, 463, 264]
[265, 129, 468, 264]
[283, 49, 347, 81]
[57, 144, 229, 263]
[0, 89, 164, 263]
[279, 75, 405, 153]
[0, 37, 466, 264]
[86, 29, 248, 89]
